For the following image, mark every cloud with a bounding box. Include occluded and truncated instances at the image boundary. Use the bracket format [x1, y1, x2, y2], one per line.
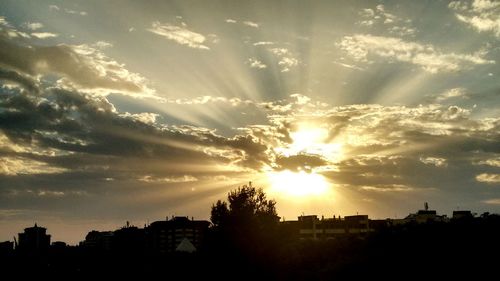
[332, 61, 364, 71]
[435, 88, 468, 102]
[0, 17, 31, 38]
[139, 175, 198, 183]
[65, 9, 87, 16]
[31, 32, 58, 39]
[242, 100, 500, 193]
[243, 21, 259, 28]
[0, 157, 67, 175]
[252, 44, 300, 72]
[49, 5, 87, 16]
[119, 112, 159, 124]
[360, 184, 414, 192]
[476, 173, 500, 183]
[148, 21, 211, 50]
[23, 22, 43, 30]
[275, 154, 328, 172]
[1, 76, 499, 224]
[161, 95, 255, 107]
[93, 41, 113, 49]
[49, 5, 60, 11]
[450, 0, 500, 37]
[225, 19, 237, 23]
[420, 157, 448, 167]
[357, 4, 416, 36]
[338, 34, 494, 73]
[0, 30, 155, 97]
[253, 41, 274, 46]
[477, 158, 500, 167]
[0, 76, 274, 192]
[269, 48, 299, 72]
[247, 58, 267, 69]
[483, 198, 500, 204]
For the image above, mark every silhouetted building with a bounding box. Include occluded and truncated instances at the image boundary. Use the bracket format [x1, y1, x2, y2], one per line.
[290, 214, 373, 240]
[0, 241, 14, 255]
[17, 224, 51, 253]
[51, 241, 67, 248]
[392, 203, 447, 225]
[297, 215, 321, 239]
[452, 210, 473, 220]
[146, 216, 210, 254]
[112, 223, 145, 255]
[81, 230, 114, 252]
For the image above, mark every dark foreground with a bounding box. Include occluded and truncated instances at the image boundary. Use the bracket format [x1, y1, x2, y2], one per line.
[1, 216, 500, 280]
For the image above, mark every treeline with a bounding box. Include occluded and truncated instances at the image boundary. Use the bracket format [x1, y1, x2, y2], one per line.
[2, 185, 500, 280]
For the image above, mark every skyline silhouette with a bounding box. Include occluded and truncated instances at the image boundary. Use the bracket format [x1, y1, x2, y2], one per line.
[1, 186, 500, 280]
[1, 188, 494, 247]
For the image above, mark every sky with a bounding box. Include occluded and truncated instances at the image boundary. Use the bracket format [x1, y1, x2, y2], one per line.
[0, 0, 499, 244]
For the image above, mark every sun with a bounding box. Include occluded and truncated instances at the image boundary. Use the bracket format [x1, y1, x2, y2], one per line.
[289, 127, 329, 154]
[267, 170, 329, 197]
[267, 124, 342, 198]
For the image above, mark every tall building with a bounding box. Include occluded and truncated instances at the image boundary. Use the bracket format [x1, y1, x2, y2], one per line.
[146, 216, 210, 254]
[17, 224, 51, 253]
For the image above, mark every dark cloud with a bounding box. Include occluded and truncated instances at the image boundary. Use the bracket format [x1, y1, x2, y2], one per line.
[0, 68, 39, 93]
[275, 154, 328, 172]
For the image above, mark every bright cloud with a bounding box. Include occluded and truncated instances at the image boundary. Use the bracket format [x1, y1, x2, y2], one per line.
[31, 32, 58, 39]
[478, 158, 500, 167]
[24, 22, 44, 30]
[247, 58, 267, 69]
[476, 173, 500, 183]
[0, 157, 67, 175]
[243, 21, 259, 28]
[450, 0, 500, 37]
[0, 29, 156, 97]
[339, 34, 494, 73]
[357, 4, 416, 36]
[139, 175, 198, 183]
[420, 157, 448, 167]
[483, 198, 500, 204]
[269, 48, 299, 72]
[148, 21, 210, 50]
[436, 88, 468, 102]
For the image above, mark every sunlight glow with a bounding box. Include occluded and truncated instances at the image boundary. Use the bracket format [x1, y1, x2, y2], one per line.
[290, 127, 328, 154]
[278, 125, 343, 161]
[267, 170, 329, 197]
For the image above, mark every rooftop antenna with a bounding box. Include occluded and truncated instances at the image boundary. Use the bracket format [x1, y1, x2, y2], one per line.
[424, 202, 429, 211]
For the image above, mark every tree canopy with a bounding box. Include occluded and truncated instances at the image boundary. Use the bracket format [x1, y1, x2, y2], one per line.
[210, 183, 279, 230]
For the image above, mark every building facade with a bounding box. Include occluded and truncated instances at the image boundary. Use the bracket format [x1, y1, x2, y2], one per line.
[289, 214, 373, 240]
[146, 216, 210, 254]
[17, 224, 51, 253]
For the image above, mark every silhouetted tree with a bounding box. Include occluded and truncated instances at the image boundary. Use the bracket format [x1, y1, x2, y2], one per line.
[210, 200, 229, 228]
[210, 183, 279, 230]
[208, 183, 280, 278]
